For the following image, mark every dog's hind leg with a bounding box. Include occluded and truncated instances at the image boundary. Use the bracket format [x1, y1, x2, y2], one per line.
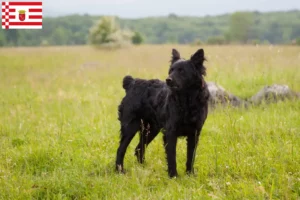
[116, 120, 140, 173]
[134, 121, 159, 164]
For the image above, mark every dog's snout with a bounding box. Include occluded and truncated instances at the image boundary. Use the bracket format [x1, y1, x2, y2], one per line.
[166, 77, 172, 85]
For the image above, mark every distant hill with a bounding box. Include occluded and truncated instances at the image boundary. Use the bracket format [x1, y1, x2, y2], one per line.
[119, 10, 300, 44]
[0, 10, 300, 46]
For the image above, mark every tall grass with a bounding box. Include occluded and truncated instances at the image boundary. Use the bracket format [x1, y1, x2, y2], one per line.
[0, 45, 299, 199]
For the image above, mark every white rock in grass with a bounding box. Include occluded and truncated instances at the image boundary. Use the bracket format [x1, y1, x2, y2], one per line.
[207, 82, 246, 107]
[250, 84, 300, 104]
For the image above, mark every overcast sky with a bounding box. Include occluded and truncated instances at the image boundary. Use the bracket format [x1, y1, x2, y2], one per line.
[43, 0, 300, 18]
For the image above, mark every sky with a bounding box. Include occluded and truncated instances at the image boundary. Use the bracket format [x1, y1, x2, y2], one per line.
[42, 0, 300, 17]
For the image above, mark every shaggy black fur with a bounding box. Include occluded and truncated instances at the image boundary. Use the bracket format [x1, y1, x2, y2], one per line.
[115, 48, 209, 178]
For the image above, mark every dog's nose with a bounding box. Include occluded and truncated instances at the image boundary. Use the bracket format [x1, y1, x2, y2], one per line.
[166, 77, 172, 85]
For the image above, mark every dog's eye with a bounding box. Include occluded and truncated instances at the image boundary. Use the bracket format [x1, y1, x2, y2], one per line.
[178, 68, 184, 73]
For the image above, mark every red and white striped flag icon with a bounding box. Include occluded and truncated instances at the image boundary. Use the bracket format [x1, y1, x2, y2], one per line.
[1, 1, 42, 29]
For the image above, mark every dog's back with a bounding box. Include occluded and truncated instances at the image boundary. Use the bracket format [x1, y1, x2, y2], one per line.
[118, 75, 167, 126]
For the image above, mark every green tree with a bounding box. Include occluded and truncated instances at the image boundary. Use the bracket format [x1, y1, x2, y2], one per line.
[0, 31, 5, 46]
[131, 31, 144, 44]
[0, 10, 299, 47]
[228, 12, 254, 43]
[296, 38, 300, 45]
[51, 27, 69, 45]
[89, 16, 118, 45]
[89, 16, 133, 47]
[4, 30, 19, 46]
[206, 36, 227, 45]
[265, 22, 282, 44]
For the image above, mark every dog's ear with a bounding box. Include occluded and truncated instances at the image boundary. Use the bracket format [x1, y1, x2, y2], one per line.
[171, 49, 180, 64]
[190, 49, 205, 66]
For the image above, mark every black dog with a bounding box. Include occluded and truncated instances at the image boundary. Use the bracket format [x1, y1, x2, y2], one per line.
[116, 48, 209, 177]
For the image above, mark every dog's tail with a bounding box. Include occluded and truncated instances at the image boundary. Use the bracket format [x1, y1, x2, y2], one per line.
[122, 75, 134, 90]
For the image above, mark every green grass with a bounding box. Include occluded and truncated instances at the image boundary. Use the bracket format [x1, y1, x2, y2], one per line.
[0, 45, 299, 199]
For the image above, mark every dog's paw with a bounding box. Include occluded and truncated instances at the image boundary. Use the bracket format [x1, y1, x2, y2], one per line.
[116, 164, 126, 174]
[169, 174, 179, 179]
[186, 171, 197, 177]
[168, 171, 179, 179]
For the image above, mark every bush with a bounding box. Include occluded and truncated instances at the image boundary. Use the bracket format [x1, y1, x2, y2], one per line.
[190, 39, 203, 46]
[263, 40, 270, 45]
[206, 36, 227, 45]
[40, 40, 49, 46]
[250, 39, 261, 45]
[296, 38, 300, 45]
[89, 16, 133, 48]
[131, 32, 144, 45]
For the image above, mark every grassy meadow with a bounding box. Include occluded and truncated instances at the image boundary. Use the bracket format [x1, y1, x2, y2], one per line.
[0, 45, 299, 199]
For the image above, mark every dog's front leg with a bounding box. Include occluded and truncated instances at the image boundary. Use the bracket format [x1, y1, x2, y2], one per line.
[163, 133, 178, 178]
[186, 131, 200, 174]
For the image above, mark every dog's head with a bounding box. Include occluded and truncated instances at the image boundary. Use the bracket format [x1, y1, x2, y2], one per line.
[166, 48, 206, 91]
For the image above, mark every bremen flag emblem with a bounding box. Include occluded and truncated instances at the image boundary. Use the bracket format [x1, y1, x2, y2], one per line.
[19, 10, 26, 21]
[1, 1, 42, 29]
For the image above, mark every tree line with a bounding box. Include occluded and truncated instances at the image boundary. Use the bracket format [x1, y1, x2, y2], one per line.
[0, 10, 300, 47]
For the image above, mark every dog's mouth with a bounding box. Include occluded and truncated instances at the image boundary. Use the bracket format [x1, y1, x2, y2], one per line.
[170, 85, 179, 89]
[166, 78, 181, 89]
[166, 81, 175, 87]
[167, 83, 179, 89]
